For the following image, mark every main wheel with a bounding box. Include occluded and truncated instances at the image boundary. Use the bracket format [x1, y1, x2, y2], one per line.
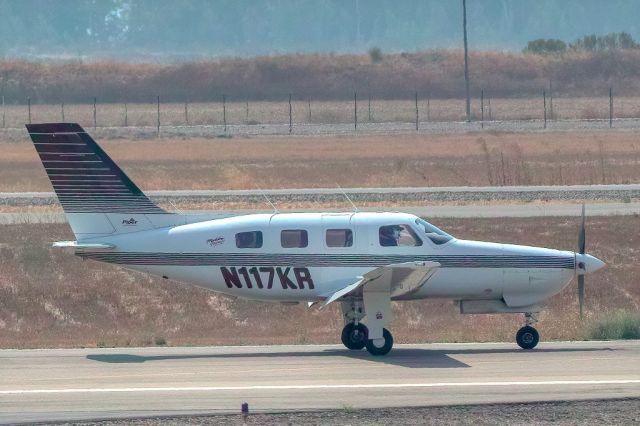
[341, 323, 368, 350]
[365, 328, 393, 356]
[516, 326, 539, 350]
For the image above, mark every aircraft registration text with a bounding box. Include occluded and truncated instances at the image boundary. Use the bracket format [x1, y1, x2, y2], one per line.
[221, 266, 315, 289]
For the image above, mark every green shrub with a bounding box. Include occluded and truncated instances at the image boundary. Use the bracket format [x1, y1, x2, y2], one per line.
[589, 310, 640, 340]
[368, 47, 383, 63]
[523, 38, 566, 55]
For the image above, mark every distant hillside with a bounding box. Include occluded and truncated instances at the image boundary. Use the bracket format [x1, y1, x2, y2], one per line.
[1, 49, 639, 103]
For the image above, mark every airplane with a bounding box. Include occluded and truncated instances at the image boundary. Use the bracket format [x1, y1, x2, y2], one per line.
[26, 123, 606, 356]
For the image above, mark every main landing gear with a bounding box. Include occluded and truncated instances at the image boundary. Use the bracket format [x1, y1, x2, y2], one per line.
[340, 323, 394, 356]
[341, 323, 367, 350]
[340, 300, 394, 356]
[516, 312, 540, 350]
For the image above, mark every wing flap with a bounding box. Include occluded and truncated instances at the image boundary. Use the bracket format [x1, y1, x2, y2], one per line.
[321, 261, 440, 307]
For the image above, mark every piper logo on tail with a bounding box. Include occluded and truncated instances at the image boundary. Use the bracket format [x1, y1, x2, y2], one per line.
[122, 218, 138, 225]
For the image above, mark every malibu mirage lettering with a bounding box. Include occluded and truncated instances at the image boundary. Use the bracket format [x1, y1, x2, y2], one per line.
[221, 266, 314, 290]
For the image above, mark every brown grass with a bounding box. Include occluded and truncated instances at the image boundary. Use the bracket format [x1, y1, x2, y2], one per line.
[2, 96, 639, 129]
[1, 132, 639, 192]
[0, 216, 637, 348]
[2, 49, 640, 104]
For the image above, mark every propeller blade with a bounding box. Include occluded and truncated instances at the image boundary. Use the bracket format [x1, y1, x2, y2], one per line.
[578, 204, 586, 254]
[578, 275, 585, 318]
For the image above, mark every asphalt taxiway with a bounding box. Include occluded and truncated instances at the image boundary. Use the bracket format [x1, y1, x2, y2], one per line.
[1, 341, 639, 424]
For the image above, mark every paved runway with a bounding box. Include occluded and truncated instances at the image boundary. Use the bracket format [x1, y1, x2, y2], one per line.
[1, 341, 639, 424]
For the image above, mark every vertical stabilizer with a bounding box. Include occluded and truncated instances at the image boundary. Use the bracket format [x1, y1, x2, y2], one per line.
[26, 123, 178, 240]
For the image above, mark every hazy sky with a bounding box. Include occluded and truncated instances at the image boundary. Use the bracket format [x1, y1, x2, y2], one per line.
[0, 0, 638, 59]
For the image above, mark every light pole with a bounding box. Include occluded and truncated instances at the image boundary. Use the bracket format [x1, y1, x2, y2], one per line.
[463, 0, 471, 122]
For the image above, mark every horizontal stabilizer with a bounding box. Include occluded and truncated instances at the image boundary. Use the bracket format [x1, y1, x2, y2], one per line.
[53, 241, 115, 250]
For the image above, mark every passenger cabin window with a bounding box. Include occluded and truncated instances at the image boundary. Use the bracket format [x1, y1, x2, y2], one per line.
[326, 229, 353, 247]
[235, 231, 263, 248]
[281, 229, 308, 248]
[379, 225, 422, 247]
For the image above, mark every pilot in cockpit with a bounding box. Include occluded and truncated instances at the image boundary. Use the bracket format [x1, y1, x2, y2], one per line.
[379, 225, 402, 247]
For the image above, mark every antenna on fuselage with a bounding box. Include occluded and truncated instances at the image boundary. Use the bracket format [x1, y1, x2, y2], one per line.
[336, 184, 359, 213]
[255, 184, 279, 214]
[168, 200, 184, 215]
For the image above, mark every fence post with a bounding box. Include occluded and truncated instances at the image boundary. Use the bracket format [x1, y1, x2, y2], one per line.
[1, 96, 5, 128]
[222, 94, 227, 132]
[609, 87, 613, 128]
[368, 94, 372, 122]
[549, 79, 554, 120]
[427, 96, 430, 121]
[543, 90, 547, 129]
[415, 92, 419, 130]
[93, 97, 97, 129]
[245, 98, 249, 124]
[184, 102, 189, 125]
[289, 93, 292, 134]
[28, 97, 31, 124]
[156, 95, 160, 136]
[354, 91, 357, 130]
[124, 103, 128, 127]
[480, 89, 484, 129]
[61, 102, 65, 122]
[307, 97, 311, 122]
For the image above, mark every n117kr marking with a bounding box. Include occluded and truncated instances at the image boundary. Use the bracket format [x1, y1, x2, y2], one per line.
[221, 266, 315, 289]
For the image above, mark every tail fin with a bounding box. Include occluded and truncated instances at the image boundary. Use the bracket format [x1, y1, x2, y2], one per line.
[26, 123, 176, 240]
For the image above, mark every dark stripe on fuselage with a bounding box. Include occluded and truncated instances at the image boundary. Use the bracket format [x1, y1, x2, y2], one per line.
[76, 252, 575, 269]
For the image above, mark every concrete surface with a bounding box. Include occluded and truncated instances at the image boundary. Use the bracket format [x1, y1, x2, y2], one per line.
[1, 341, 639, 424]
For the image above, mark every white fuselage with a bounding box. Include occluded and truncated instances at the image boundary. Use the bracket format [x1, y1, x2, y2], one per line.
[77, 212, 576, 309]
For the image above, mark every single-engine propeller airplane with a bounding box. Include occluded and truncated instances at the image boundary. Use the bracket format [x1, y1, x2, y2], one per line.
[27, 123, 605, 355]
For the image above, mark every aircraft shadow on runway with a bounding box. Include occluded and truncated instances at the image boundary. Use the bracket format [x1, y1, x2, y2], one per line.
[85, 346, 612, 369]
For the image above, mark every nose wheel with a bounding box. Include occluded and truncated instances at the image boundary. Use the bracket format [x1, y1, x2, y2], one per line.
[516, 313, 539, 350]
[516, 326, 539, 349]
[341, 323, 368, 350]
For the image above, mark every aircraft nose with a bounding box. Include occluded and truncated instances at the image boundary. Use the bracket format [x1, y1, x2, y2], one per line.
[576, 253, 605, 274]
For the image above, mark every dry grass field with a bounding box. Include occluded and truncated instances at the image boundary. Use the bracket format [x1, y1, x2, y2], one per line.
[1, 132, 639, 192]
[0, 216, 637, 349]
[3, 96, 640, 129]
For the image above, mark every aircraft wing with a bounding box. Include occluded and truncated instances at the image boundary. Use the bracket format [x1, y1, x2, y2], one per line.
[322, 261, 440, 307]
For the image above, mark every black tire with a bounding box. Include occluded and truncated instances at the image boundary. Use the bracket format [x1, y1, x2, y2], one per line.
[365, 328, 393, 356]
[516, 326, 539, 350]
[341, 323, 368, 350]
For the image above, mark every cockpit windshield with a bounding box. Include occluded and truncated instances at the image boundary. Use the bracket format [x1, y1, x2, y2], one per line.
[415, 218, 454, 245]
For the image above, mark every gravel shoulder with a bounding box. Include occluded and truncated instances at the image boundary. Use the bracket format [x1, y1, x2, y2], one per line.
[52, 398, 640, 426]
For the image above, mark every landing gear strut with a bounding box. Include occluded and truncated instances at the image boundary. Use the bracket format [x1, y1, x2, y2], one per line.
[340, 299, 394, 355]
[516, 313, 539, 350]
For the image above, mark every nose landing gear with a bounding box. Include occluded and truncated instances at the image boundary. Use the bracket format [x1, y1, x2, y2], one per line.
[516, 312, 540, 350]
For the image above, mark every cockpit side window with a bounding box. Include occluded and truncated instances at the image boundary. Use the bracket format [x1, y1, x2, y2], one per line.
[415, 218, 454, 245]
[379, 225, 422, 247]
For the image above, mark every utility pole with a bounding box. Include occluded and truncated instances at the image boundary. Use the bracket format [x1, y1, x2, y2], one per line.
[463, 0, 471, 122]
